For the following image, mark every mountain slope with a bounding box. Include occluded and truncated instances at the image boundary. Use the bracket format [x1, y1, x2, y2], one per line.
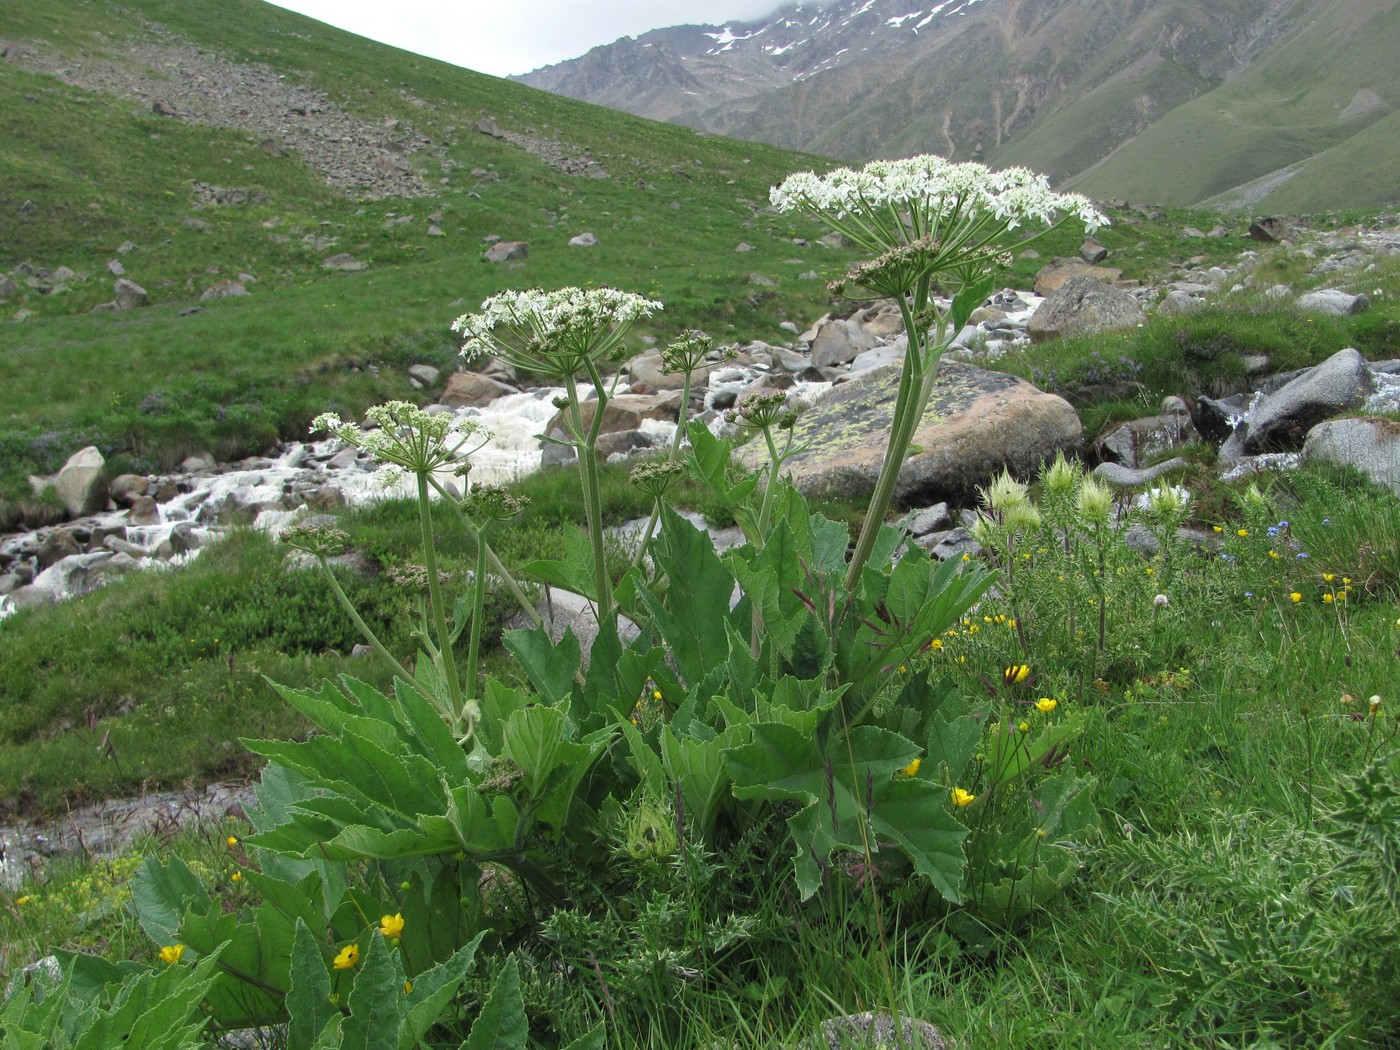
[518, 0, 1400, 212]
[0, 0, 872, 485]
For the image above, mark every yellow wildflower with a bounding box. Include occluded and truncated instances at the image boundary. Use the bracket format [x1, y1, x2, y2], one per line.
[1323, 573, 1335, 582]
[1237, 529, 1249, 538]
[1004, 663, 1030, 685]
[930, 638, 943, 650]
[1323, 593, 1334, 604]
[230, 871, 242, 882]
[226, 836, 239, 847]
[159, 944, 185, 965]
[901, 758, 922, 777]
[16, 895, 30, 906]
[333, 944, 360, 970]
[1018, 721, 1030, 733]
[379, 913, 405, 939]
[1035, 697, 1058, 713]
[1212, 525, 1224, 534]
[1289, 592, 1303, 603]
[950, 787, 976, 808]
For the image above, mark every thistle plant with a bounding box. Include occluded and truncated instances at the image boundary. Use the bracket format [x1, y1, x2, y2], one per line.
[771, 156, 1105, 588]
[454, 287, 663, 628]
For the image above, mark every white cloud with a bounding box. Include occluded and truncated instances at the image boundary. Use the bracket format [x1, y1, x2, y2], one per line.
[266, 1, 790, 77]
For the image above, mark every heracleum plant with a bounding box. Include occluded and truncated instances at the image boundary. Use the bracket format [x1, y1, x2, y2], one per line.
[771, 156, 1106, 589]
[453, 287, 663, 630]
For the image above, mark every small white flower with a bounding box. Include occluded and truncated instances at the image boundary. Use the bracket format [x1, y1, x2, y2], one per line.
[1153, 593, 1170, 608]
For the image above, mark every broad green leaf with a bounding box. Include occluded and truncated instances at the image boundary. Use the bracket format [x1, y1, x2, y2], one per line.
[502, 624, 581, 707]
[502, 704, 567, 796]
[390, 679, 471, 780]
[926, 710, 982, 786]
[949, 274, 997, 333]
[619, 718, 667, 798]
[464, 956, 528, 1050]
[868, 778, 967, 902]
[343, 933, 406, 1050]
[561, 1027, 606, 1050]
[130, 855, 211, 949]
[400, 933, 487, 1050]
[287, 920, 337, 1050]
[637, 505, 739, 686]
[521, 526, 596, 601]
[661, 722, 748, 838]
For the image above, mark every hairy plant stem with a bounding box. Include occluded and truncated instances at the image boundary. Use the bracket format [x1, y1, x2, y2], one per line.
[465, 524, 489, 708]
[843, 291, 946, 591]
[632, 367, 697, 570]
[417, 471, 465, 730]
[427, 476, 540, 627]
[566, 370, 614, 629]
[315, 555, 411, 682]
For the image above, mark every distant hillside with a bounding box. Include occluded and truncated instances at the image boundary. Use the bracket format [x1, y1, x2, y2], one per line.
[0, 0, 874, 484]
[516, 0, 1400, 213]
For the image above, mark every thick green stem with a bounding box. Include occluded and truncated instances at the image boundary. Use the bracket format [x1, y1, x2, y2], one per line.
[316, 555, 411, 681]
[465, 524, 488, 707]
[566, 374, 614, 628]
[427, 475, 541, 627]
[844, 291, 945, 590]
[417, 472, 465, 729]
[632, 367, 697, 570]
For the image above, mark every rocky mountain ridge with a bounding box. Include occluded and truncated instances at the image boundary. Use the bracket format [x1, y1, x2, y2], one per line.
[516, 0, 1400, 214]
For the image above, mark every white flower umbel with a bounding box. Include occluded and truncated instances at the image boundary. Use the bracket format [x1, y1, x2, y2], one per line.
[452, 287, 663, 631]
[452, 287, 662, 379]
[312, 401, 491, 477]
[772, 156, 1106, 588]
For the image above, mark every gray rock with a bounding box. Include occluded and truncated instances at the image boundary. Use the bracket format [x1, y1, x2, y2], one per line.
[1027, 276, 1145, 344]
[905, 502, 950, 536]
[181, 451, 217, 473]
[568, 232, 598, 247]
[1092, 457, 1189, 488]
[807, 1012, 947, 1050]
[113, 278, 149, 309]
[811, 318, 877, 368]
[426, 224, 443, 237]
[0, 274, 18, 299]
[1249, 217, 1295, 243]
[321, 253, 367, 271]
[1302, 417, 1400, 494]
[1100, 414, 1199, 468]
[440, 370, 518, 407]
[736, 362, 1080, 507]
[1032, 259, 1122, 295]
[1080, 240, 1108, 264]
[483, 241, 527, 263]
[55, 446, 109, 517]
[37, 528, 81, 569]
[200, 279, 249, 300]
[1244, 347, 1373, 453]
[107, 259, 125, 276]
[1296, 289, 1370, 315]
[1157, 289, 1205, 315]
[407, 363, 441, 386]
[109, 476, 149, 509]
[735, 242, 754, 253]
[126, 495, 161, 526]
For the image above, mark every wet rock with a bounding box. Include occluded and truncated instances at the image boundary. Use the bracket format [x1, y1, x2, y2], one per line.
[55, 446, 109, 516]
[440, 371, 518, 407]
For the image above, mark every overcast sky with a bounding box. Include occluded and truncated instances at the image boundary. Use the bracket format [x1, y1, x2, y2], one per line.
[266, 1, 786, 78]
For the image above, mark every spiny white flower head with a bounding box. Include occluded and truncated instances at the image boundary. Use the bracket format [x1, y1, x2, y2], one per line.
[771, 155, 1107, 246]
[452, 286, 663, 378]
[312, 400, 490, 476]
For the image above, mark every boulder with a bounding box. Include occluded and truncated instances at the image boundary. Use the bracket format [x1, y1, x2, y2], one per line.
[1027, 276, 1146, 344]
[1079, 240, 1108, 264]
[113, 278, 149, 309]
[1248, 217, 1296, 243]
[1296, 289, 1370, 316]
[1157, 289, 1205, 315]
[440, 371, 518, 407]
[37, 528, 81, 569]
[55, 446, 109, 516]
[483, 241, 527, 263]
[1032, 259, 1123, 295]
[545, 392, 683, 437]
[1302, 417, 1400, 494]
[811, 317, 878, 367]
[407, 363, 441, 386]
[1100, 413, 1199, 468]
[736, 362, 1081, 506]
[110, 474, 149, 506]
[568, 232, 598, 247]
[625, 350, 717, 391]
[200, 279, 249, 300]
[321, 253, 367, 271]
[1243, 348, 1373, 453]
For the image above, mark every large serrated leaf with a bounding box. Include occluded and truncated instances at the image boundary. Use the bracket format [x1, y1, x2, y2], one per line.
[464, 956, 528, 1050]
[130, 855, 211, 949]
[287, 919, 336, 1050]
[343, 933, 407, 1050]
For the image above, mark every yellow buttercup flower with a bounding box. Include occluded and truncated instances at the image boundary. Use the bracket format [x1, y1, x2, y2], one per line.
[1323, 593, 1334, 604]
[1289, 592, 1302, 603]
[1003, 663, 1030, 686]
[1035, 697, 1058, 713]
[159, 944, 185, 965]
[901, 758, 922, 778]
[1323, 573, 1335, 582]
[333, 944, 360, 970]
[1237, 529, 1248, 538]
[226, 836, 239, 847]
[230, 871, 242, 882]
[950, 787, 976, 808]
[379, 913, 405, 939]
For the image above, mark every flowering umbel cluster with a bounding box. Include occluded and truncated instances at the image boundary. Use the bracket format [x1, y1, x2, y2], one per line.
[312, 401, 490, 482]
[452, 287, 663, 379]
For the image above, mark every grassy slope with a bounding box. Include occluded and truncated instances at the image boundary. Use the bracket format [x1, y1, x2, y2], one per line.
[0, 0, 867, 482]
[1072, 0, 1400, 207]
